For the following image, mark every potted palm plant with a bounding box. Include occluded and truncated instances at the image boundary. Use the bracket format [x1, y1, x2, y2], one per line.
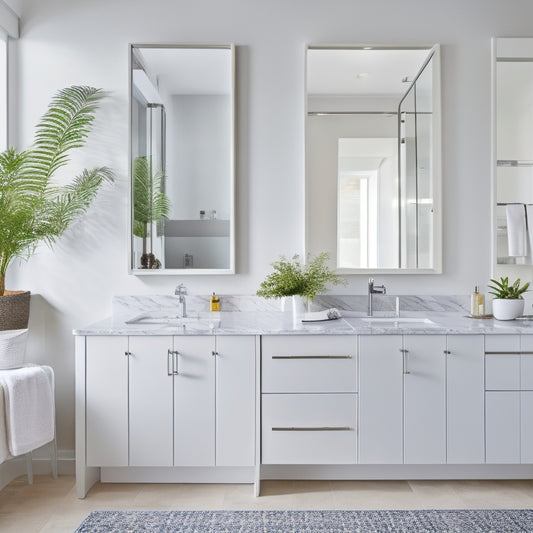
[488, 276, 530, 320]
[132, 156, 170, 269]
[0, 86, 113, 330]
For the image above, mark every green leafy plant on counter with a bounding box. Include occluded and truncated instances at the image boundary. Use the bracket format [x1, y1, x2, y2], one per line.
[256, 252, 346, 304]
[488, 276, 530, 299]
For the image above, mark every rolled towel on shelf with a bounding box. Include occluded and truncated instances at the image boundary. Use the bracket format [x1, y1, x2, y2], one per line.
[506, 204, 527, 256]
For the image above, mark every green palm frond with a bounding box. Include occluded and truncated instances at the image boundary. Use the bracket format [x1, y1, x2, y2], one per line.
[133, 156, 171, 239]
[0, 86, 113, 295]
[27, 86, 103, 183]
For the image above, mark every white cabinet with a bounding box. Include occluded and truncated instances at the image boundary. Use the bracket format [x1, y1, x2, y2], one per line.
[85, 334, 255, 469]
[403, 335, 446, 464]
[261, 335, 357, 464]
[129, 336, 174, 466]
[359, 334, 484, 465]
[485, 335, 533, 463]
[86, 336, 129, 467]
[216, 336, 256, 467]
[446, 335, 485, 464]
[173, 336, 215, 466]
[358, 335, 403, 464]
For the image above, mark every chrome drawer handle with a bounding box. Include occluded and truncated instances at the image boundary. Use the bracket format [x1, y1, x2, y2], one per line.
[485, 351, 533, 355]
[271, 355, 352, 360]
[272, 426, 352, 432]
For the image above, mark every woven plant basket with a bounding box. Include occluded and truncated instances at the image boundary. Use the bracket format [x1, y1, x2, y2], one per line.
[0, 291, 31, 331]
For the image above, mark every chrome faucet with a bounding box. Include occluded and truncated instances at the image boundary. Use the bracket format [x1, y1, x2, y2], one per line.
[368, 278, 386, 316]
[175, 283, 188, 318]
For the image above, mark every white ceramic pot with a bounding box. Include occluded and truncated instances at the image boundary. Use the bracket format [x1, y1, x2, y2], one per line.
[0, 329, 28, 369]
[492, 299, 524, 320]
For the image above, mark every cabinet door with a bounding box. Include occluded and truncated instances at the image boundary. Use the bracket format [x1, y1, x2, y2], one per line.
[215, 336, 255, 467]
[86, 336, 129, 467]
[173, 336, 215, 466]
[486, 391, 520, 463]
[403, 335, 446, 464]
[358, 335, 403, 464]
[129, 336, 174, 467]
[446, 335, 485, 463]
[521, 391, 533, 463]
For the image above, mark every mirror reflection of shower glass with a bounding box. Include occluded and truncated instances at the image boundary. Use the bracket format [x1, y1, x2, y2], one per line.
[495, 47, 533, 265]
[306, 45, 440, 272]
[130, 45, 235, 273]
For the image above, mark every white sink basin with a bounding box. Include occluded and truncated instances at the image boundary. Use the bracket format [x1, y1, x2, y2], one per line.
[361, 317, 437, 327]
[125, 311, 220, 329]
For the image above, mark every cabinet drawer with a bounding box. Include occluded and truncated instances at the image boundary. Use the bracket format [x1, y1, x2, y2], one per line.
[486, 353, 520, 390]
[262, 335, 356, 393]
[261, 393, 357, 464]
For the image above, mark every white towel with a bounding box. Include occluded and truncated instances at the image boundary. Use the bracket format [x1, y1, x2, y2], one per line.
[0, 386, 9, 464]
[506, 204, 527, 256]
[526, 205, 533, 265]
[0, 365, 54, 457]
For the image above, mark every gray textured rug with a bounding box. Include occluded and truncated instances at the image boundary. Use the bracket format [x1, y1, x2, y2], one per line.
[74, 509, 533, 532]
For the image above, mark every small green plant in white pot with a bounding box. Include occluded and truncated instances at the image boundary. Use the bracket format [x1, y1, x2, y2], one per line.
[488, 277, 529, 320]
[256, 252, 346, 315]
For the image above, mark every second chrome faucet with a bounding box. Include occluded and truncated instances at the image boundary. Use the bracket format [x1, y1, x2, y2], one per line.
[368, 278, 386, 316]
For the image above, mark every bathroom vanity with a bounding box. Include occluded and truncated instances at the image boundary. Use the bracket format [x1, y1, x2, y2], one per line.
[74, 301, 533, 498]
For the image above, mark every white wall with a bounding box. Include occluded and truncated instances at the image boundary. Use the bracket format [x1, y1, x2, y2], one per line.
[5, 0, 533, 452]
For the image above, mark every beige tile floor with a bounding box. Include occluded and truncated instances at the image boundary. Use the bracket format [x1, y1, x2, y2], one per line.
[1, 475, 533, 532]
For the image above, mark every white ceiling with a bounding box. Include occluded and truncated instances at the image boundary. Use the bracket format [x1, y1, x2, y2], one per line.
[135, 47, 232, 96]
[307, 48, 432, 98]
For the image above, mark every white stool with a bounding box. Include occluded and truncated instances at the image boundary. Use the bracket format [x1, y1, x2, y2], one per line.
[24, 427, 58, 484]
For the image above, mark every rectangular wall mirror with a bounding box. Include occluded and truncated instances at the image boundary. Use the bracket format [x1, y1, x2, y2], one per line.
[305, 45, 442, 273]
[129, 44, 235, 274]
[492, 38, 533, 269]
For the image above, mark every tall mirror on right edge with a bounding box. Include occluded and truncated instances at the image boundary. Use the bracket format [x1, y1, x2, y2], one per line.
[493, 38, 533, 275]
[306, 45, 442, 273]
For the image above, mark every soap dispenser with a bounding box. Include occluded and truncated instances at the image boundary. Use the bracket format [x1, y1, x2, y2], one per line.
[210, 292, 220, 312]
[470, 286, 484, 317]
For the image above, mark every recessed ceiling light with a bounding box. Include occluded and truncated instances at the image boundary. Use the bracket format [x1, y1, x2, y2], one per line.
[363, 46, 372, 50]
[356, 72, 370, 79]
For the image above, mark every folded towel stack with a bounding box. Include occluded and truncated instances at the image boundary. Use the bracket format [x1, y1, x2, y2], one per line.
[0, 365, 54, 457]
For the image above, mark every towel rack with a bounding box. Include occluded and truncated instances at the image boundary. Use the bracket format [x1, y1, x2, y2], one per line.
[497, 160, 533, 167]
[497, 202, 533, 206]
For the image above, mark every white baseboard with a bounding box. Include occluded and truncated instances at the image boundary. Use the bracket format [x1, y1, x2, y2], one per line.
[260, 464, 533, 480]
[0, 448, 75, 491]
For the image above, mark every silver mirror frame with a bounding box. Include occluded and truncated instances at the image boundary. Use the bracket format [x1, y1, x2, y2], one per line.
[128, 43, 236, 275]
[304, 44, 442, 274]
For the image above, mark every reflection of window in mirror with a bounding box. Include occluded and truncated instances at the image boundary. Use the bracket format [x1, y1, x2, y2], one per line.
[306, 45, 441, 273]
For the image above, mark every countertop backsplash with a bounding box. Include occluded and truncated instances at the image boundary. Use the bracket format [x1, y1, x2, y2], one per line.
[112, 294, 470, 320]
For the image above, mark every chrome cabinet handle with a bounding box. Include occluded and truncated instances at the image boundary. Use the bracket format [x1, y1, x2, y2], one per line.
[125, 351, 131, 357]
[167, 349, 173, 376]
[402, 349, 410, 374]
[212, 351, 218, 357]
[444, 350, 451, 354]
[272, 426, 352, 432]
[173, 350, 179, 375]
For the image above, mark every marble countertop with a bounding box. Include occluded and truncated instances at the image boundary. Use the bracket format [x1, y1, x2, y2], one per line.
[73, 310, 533, 336]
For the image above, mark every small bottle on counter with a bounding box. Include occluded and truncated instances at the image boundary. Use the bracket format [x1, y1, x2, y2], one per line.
[210, 292, 220, 311]
[200, 210, 207, 220]
[470, 286, 484, 316]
